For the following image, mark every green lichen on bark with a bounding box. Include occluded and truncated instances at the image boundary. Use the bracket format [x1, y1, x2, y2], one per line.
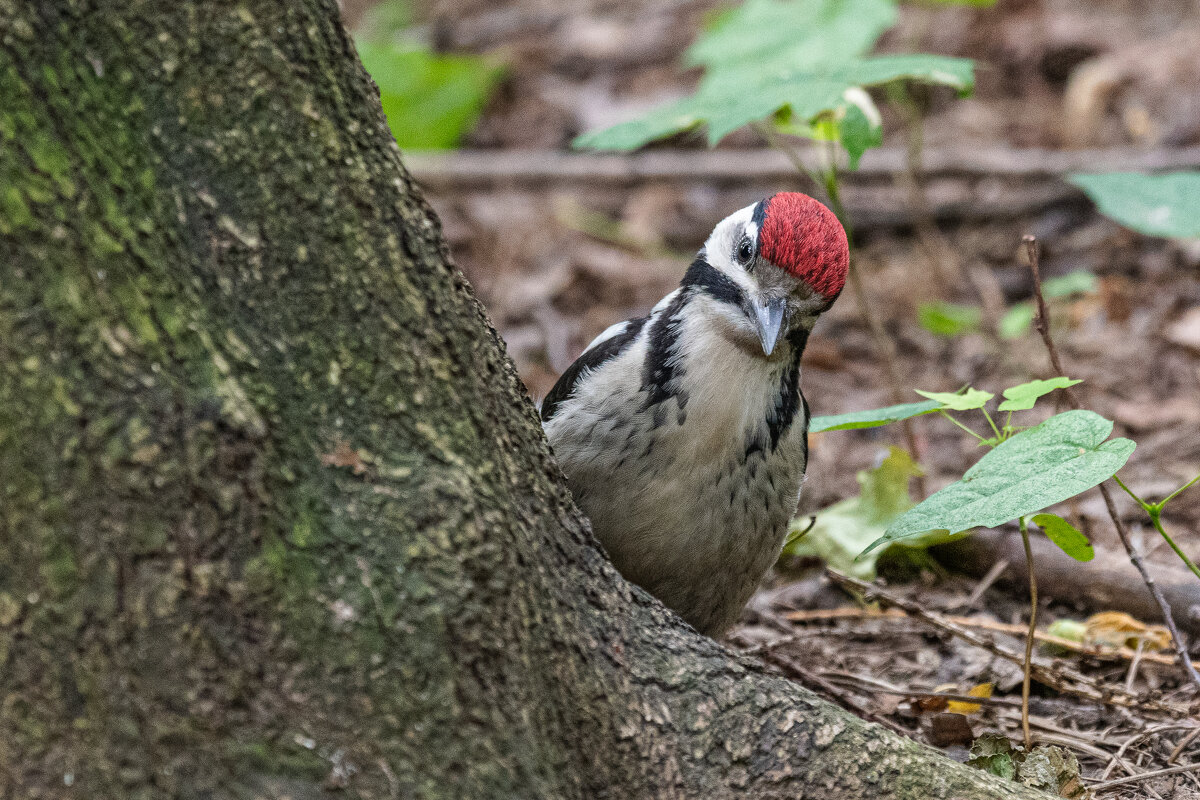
[2, 2, 1052, 799]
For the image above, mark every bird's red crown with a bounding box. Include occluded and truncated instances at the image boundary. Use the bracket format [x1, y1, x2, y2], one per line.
[758, 192, 849, 300]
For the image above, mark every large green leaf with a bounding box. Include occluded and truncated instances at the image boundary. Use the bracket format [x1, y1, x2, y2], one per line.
[810, 399, 941, 432]
[357, 41, 502, 150]
[865, 410, 1134, 551]
[687, 0, 896, 75]
[1069, 172, 1200, 239]
[573, 52, 973, 151]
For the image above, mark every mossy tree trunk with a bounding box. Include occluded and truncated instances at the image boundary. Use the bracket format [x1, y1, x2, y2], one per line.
[0, 2, 1050, 798]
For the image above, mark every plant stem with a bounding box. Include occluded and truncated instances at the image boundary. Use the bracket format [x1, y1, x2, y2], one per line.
[1160, 472, 1200, 508]
[1018, 515, 1036, 751]
[1023, 234, 1200, 691]
[980, 407, 1002, 440]
[1147, 509, 1200, 582]
[1113, 474, 1200, 582]
[1112, 474, 1143, 505]
[938, 409, 985, 442]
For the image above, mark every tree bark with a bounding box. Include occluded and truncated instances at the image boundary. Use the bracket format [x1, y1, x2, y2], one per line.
[0, 2, 1049, 798]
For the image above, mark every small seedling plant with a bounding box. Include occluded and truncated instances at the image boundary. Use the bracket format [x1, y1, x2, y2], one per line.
[808, 377, 1133, 744]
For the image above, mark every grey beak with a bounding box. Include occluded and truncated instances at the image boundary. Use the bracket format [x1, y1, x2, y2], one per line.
[752, 296, 787, 356]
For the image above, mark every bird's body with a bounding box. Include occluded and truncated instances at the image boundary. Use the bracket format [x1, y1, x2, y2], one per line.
[542, 193, 847, 636]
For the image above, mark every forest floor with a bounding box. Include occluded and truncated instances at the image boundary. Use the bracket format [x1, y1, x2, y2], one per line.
[371, 0, 1200, 795]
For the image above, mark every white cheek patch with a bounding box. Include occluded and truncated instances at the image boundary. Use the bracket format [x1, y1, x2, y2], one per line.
[703, 203, 761, 297]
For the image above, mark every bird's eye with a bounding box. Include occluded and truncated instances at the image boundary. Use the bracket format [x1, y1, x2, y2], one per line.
[736, 235, 754, 267]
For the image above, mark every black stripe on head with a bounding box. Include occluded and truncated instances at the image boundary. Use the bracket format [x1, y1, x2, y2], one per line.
[751, 196, 770, 231]
[541, 315, 649, 422]
[681, 254, 744, 309]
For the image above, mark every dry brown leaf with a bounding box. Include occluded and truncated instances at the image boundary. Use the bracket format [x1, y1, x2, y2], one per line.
[1085, 611, 1172, 651]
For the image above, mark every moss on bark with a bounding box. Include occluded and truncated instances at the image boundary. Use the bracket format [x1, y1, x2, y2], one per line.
[0, 1, 1051, 798]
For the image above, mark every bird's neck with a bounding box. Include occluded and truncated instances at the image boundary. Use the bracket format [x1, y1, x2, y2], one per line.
[644, 289, 809, 452]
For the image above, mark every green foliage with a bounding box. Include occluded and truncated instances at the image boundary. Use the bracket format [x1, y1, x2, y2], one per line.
[687, 0, 896, 75]
[967, 737, 1087, 798]
[915, 387, 993, 411]
[783, 448, 952, 578]
[1016, 746, 1088, 798]
[918, 301, 982, 336]
[1031, 513, 1093, 562]
[996, 377, 1081, 412]
[809, 399, 940, 432]
[838, 101, 885, 168]
[1069, 171, 1200, 239]
[968, 734, 1018, 780]
[572, 0, 974, 159]
[356, 41, 502, 150]
[866, 410, 1135, 551]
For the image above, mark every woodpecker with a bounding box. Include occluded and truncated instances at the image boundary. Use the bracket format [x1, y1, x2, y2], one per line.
[541, 192, 848, 636]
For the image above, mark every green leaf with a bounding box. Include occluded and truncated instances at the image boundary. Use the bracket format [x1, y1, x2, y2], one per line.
[918, 301, 982, 336]
[1069, 171, 1200, 239]
[687, 0, 897, 75]
[968, 734, 1018, 781]
[998, 303, 1036, 340]
[1031, 513, 1094, 562]
[839, 102, 883, 169]
[356, 41, 502, 150]
[810, 399, 941, 432]
[915, 387, 993, 411]
[575, 54, 974, 151]
[997, 377, 1082, 412]
[866, 410, 1135, 551]
[784, 447, 952, 578]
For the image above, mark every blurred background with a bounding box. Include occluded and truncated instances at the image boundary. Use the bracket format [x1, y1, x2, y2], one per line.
[341, 0, 1200, 536]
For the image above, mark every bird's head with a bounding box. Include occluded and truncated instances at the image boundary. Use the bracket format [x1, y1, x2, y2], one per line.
[689, 192, 848, 357]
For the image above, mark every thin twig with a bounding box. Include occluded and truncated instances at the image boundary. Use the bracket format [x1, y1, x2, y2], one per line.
[819, 670, 1025, 709]
[781, 606, 1198, 669]
[1101, 724, 1199, 780]
[1091, 762, 1200, 793]
[964, 558, 1010, 608]
[1018, 516, 1037, 750]
[827, 570, 1191, 716]
[1124, 639, 1146, 694]
[1168, 727, 1200, 765]
[1022, 234, 1200, 692]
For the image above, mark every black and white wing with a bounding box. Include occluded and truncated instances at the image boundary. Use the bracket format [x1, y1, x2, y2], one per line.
[539, 315, 649, 423]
